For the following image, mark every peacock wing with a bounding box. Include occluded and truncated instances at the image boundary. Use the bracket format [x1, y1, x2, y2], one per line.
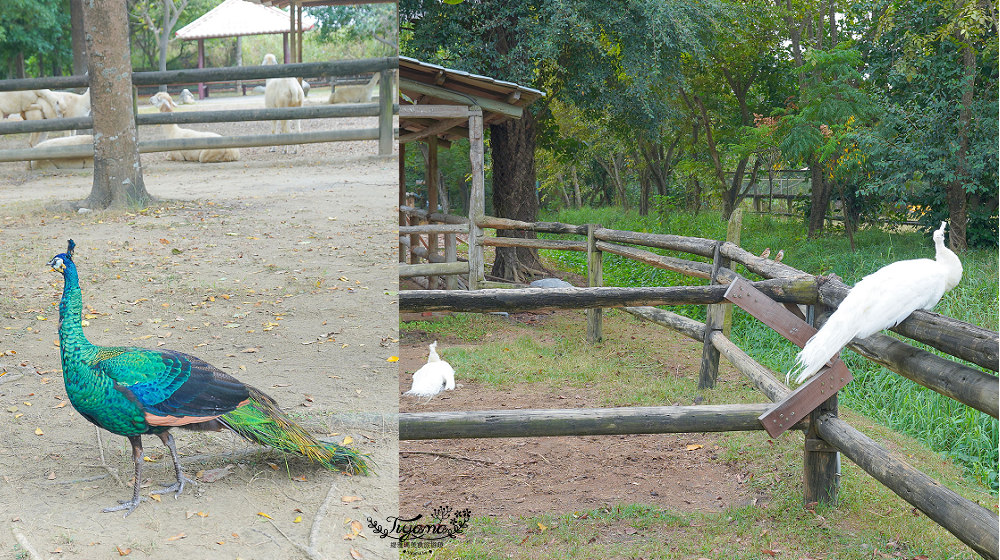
[91, 347, 250, 422]
[847, 258, 948, 338]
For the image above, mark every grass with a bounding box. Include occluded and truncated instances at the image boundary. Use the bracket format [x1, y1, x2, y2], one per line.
[400, 311, 995, 559]
[535, 206, 998, 492]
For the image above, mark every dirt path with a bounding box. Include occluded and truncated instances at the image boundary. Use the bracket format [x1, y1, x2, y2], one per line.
[399, 312, 757, 521]
[0, 99, 398, 560]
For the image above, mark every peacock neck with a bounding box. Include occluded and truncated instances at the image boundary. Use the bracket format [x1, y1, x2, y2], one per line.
[934, 237, 964, 292]
[58, 262, 94, 363]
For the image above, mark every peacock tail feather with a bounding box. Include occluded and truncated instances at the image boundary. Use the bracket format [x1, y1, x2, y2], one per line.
[219, 387, 370, 475]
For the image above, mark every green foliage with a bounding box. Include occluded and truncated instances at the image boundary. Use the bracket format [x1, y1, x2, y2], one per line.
[0, 0, 70, 78]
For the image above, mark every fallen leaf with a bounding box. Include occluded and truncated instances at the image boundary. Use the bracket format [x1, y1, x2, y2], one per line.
[293, 516, 302, 523]
[292, 475, 307, 482]
[198, 465, 234, 483]
[116, 545, 131, 556]
[47, 472, 56, 480]
[166, 533, 185, 541]
[257, 512, 272, 520]
[34, 428, 44, 436]
[685, 444, 703, 451]
[350, 548, 362, 559]
[351, 520, 363, 534]
[537, 522, 547, 532]
[387, 356, 399, 362]
[150, 494, 162, 502]
[342, 436, 353, 446]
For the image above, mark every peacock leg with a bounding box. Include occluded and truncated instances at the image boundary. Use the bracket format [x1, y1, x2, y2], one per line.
[151, 431, 196, 498]
[103, 435, 145, 517]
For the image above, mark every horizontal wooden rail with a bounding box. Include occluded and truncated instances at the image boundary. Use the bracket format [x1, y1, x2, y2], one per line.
[710, 331, 791, 403]
[399, 261, 468, 278]
[845, 329, 999, 418]
[399, 224, 469, 235]
[399, 278, 817, 313]
[399, 205, 469, 225]
[597, 241, 718, 280]
[399, 404, 807, 440]
[0, 104, 387, 136]
[594, 227, 718, 258]
[622, 306, 706, 341]
[478, 216, 588, 235]
[483, 237, 586, 251]
[0, 58, 398, 92]
[815, 414, 999, 559]
[0, 128, 381, 162]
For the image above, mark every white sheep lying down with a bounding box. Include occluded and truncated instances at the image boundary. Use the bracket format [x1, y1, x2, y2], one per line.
[148, 91, 239, 163]
[328, 73, 380, 104]
[29, 135, 94, 170]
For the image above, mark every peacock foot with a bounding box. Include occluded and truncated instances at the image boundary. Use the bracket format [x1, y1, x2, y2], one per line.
[151, 474, 197, 499]
[103, 496, 145, 518]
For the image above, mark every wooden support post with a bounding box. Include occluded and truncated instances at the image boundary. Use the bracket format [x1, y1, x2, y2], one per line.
[586, 224, 603, 342]
[426, 136, 439, 289]
[378, 68, 393, 156]
[723, 208, 742, 336]
[467, 107, 485, 290]
[445, 232, 458, 290]
[399, 141, 407, 263]
[699, 242, 724, 389]
[197, 39, 206, 99]
[803, 303, 840, 506]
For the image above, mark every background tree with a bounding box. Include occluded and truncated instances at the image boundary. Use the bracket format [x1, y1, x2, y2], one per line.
[80, 0, 151, 210]
[0, 0, 69, 78]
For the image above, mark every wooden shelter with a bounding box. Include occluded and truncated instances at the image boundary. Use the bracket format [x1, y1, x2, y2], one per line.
[398, 55, 544, 289]
[175, 0, 316, 98]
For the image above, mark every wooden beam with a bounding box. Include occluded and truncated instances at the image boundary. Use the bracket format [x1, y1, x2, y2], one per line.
[400, 78, 523, 119]
[399, 261, 469, 278]
[399, 105, 472, 119]
[399, 277, 817, 313]
[596, 241, 716, 280]
[815, 413, 999, 559]
[398, 117, 468, 143]
[467, 108, 486, 289]
[587, 224, 603, 343]
[482, 237, 586, 251]
[399, 224, 469, 235]
[479, 215, 588, 235]
[378, 68, 394, 155]
[623, 306, 706, 342]
[399, 404, 808, 440]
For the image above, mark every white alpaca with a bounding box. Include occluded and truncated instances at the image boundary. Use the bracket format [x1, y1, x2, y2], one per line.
[328, 73, 380, 104]
[0, 89, 65, 146]
[261, 53, 304, 154]
[31, 89, 92, 145]
[28, 135, 94, 170]
[148, 92, 240, 163]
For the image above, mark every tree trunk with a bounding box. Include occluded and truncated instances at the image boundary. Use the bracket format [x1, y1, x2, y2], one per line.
[807, 155, 832, 237]
[946, 22, 975, 252]
[70, 0, 88, 77]
[490, 110, 544, 281]
[81, 0, 152, 210]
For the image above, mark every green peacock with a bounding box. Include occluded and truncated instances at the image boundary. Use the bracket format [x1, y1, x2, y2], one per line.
[49, 240, 369, 516]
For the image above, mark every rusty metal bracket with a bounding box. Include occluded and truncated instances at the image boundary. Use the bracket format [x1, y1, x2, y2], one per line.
[724, 278, 853, 437]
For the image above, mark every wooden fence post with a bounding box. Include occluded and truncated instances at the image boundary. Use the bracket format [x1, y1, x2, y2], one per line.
[699, 242, 724, 389]
[467, 107, 485, 290]
[803, 303, 840, 506]
[399, 141, 407, 263]
[587, 224, 603, 342]
[723, 208, 742, 337]
[426, 135, 439, 289]
[378, 67, 393, 156]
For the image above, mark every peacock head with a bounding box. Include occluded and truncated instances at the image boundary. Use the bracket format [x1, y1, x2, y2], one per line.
[48, 239, 76, 273]
[933, 221, 948, 244]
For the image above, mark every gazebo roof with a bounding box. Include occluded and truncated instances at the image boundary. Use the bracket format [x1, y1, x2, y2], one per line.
[175, 0, 315, 40]
[399, 56, 545, 142]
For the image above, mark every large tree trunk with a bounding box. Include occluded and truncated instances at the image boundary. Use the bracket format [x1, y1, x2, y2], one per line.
[490, 110, 544, 282]
[70, 0, 88, 77]
[81, 0, 152, 210]
[946, 23, 976, 252]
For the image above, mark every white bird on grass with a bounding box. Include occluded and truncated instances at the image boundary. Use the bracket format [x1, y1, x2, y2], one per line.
[789, 221, 962, 384]
[403, 341, 456, 399]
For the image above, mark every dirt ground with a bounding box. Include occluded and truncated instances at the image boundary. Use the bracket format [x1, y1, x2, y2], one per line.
[0, 94, 399, 560]
[398, 311, 758, 521]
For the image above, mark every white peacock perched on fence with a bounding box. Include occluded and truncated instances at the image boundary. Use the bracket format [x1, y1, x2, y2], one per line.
[789, 221, 963, 384]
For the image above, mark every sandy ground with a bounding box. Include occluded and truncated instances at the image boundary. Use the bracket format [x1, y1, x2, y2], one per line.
[0, 94, 399, 560]
[398, 311, 760, 522]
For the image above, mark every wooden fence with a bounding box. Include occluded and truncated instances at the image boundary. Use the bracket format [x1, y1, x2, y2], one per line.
[0, 58, 398, 160]
[398, 215, 1000, 559]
